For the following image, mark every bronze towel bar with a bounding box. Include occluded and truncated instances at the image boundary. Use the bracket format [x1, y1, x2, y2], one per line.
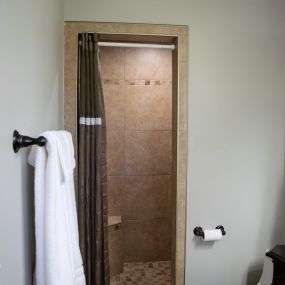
[13, 130, 47, 153]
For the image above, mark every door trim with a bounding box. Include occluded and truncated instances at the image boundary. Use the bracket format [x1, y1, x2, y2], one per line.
[64, 22, 188, 285]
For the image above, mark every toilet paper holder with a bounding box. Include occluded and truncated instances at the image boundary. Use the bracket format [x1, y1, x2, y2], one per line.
[193, 225, 226, 238]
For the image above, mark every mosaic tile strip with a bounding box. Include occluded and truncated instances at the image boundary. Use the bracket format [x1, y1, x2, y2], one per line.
[103, 79, 172, 86]
[103, 79, 123, 85]
[126, 79, 172, 86]
[111, 261, 171, 285]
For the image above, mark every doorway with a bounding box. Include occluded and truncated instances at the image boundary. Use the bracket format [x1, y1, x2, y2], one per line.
[64, 22, 188, 285]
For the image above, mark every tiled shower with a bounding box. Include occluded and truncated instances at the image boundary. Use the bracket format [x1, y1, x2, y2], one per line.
[101, 46, 175, 284]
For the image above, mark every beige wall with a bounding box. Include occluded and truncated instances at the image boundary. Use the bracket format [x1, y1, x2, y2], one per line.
[65, 1, 285, 284]
[102, 47, 173, 262]
[0, 0, 64, 284]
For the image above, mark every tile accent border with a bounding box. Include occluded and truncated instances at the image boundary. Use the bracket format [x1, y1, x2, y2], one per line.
[102, 79, 172, 86]
[64, 22, 188, 285]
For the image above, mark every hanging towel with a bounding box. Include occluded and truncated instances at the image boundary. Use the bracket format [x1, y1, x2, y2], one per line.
[28, 131, 86, 285]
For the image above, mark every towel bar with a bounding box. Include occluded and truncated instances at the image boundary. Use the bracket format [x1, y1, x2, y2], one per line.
[13, 130, 47, 153]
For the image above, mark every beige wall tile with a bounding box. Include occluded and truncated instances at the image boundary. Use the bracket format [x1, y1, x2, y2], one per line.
[176, 270, 185, 285]
[177, 131, 187, 201]
[125, 48, 171, 81]
[125, 85, 172, 130]
[65, 23, 187, 39]
[124, 219, 171, 262]
[176, 200, 186, 285]
[103, 83, 124, 130]
[178, 61, 188, 131]
[125, 130, 172, 175]
[64, 31, 77, 142]
[109, 226, 124, 277]
[107, 176, 124, 216]
[178, 34, 188, 62]
[172, 47, 178, 131]
[123, 175, 172, 220]
[171, 133, 177, 282]
[100, 47, 124, 80]
[107, 130, 125, 176]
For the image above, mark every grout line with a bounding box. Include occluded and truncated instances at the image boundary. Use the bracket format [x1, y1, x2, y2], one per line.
[123, 218, 171, 222]
[122, 47, 126, 182]
[122, 47, 127, 263]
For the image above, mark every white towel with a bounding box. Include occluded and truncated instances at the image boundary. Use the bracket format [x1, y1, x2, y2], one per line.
[28, 131, 86, 285]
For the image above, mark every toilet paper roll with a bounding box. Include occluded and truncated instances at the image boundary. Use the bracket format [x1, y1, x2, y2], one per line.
[203, 229, 223, 241]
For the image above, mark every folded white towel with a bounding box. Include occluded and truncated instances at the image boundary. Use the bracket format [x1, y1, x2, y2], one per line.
[28, 131, 86, 285]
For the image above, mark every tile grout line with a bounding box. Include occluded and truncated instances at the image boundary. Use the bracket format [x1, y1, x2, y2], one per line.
[122, 46, 127, 263]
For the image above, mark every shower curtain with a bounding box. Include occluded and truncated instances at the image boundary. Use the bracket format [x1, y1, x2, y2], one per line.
[77, 33, 110, 285]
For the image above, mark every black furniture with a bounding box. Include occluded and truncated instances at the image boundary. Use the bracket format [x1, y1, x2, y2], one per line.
[266, 245, 285, 285]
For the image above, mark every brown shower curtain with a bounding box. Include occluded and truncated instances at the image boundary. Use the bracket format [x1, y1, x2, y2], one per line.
[77, 33, 110, 285]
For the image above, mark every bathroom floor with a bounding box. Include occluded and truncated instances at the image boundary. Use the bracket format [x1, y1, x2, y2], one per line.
[110, 261, 171, 285]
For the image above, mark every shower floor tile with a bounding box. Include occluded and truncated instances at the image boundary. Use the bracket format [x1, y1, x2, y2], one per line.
[110, 261, 171, 285]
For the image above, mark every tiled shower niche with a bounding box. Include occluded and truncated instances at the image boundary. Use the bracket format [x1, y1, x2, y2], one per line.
[101, 46, 174, 283]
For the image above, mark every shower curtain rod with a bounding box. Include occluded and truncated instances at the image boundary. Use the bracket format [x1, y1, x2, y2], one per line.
[97, 42, 176, 50]
[78, 32, 176, 49]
